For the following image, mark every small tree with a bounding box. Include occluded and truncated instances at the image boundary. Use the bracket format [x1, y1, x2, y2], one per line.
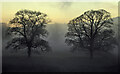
[65, 9, 116, 59]
[6, 9, 51, 57]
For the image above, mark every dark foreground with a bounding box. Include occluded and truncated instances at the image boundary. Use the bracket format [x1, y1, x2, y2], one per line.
[2, 52, 119, 72]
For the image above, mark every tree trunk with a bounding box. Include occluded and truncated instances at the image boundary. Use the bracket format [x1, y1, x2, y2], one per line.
[90, 48, 93, 59]
[89, 40, 94, 59]
[27, 46, 31, 57]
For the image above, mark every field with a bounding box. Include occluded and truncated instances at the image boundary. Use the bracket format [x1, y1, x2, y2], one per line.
[2, 51, 118, 72]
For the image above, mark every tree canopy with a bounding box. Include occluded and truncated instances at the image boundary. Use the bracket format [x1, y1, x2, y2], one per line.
[6, 9, 51, 57]
[65, 9, 116, 58]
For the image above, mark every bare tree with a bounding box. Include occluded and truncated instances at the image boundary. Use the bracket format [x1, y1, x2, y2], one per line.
[6, 9, 51, 57]
[65, 9, 116, 58]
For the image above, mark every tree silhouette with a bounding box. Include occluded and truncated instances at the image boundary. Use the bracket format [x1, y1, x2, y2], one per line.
[65, 9, 116, 59]
[6, 9, 51, 57]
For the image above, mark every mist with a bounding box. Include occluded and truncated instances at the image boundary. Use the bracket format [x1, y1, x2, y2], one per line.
[1, 17, 119, 72]
[0, 24, 2, 73]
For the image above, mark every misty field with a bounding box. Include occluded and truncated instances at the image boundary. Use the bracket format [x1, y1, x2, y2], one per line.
[2, 51, 118, 72]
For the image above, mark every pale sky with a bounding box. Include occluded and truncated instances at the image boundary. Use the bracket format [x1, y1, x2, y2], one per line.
[0, 2, 118, 24]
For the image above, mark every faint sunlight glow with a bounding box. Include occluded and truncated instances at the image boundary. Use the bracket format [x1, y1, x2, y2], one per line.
[1, 2, 118, 24]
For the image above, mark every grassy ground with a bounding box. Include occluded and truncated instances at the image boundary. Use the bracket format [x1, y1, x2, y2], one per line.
[2, 51, 118, 72]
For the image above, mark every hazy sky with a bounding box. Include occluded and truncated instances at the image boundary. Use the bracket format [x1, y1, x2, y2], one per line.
[1, 2, 118, 24]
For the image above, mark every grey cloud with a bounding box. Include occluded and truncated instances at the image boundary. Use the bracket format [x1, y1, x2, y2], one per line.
[58, 2, 73, 10]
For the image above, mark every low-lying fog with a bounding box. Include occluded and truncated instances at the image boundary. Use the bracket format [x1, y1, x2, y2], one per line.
[1, 17, 119, 72]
